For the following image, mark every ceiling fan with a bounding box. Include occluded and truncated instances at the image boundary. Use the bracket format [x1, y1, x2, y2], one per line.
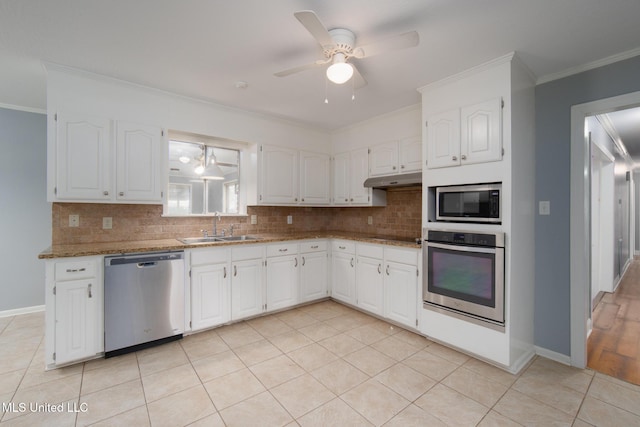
[275, 10, 419, 88]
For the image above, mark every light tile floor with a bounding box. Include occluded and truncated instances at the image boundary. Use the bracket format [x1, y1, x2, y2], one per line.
[2, 300, 640, 426]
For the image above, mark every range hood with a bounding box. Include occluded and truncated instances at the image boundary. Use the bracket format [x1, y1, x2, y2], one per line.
[363, 171, 422, 189]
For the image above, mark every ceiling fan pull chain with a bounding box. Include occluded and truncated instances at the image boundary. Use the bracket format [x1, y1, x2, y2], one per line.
[324, 78, 329, 104]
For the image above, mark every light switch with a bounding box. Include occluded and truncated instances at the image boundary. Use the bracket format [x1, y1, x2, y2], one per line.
[69, 214, 79, 227]
[250, 215, 257, 225]
[539, 201, 551, 215]
[367, 216, 373, 225]
[103, 217, 113, 229]
[287, 215, 293, 224]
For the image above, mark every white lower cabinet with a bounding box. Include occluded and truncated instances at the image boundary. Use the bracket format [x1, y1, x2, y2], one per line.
[383, 247, 420, 329]
[299, 241, 328, 302]
[265, 243, 299, 312]
[331, 241, 356, 304]
[189, 248, 230, 331]
[356, 244, 384, 316]
[230, 245, 265, 320]
[45, 256, 103, 367]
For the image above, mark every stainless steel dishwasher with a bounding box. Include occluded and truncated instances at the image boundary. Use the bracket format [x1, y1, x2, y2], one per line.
[104, 251, 185, 357]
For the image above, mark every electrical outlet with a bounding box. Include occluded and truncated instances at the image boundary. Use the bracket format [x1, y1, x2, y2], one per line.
[539, 201, 551, 215]
[287, 215, 293, 225]
[103, 217, 113, 230]
[251, 214, 257, 225]
[367, 216, 373, 225]
[69, 214, 79, 227]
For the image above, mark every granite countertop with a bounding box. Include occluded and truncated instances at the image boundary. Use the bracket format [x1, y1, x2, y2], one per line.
[38, 231, 422, 259]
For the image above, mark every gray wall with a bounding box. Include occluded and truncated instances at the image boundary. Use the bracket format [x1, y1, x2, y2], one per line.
[535, 55, 640, 355]
[0, 107, 50, 312]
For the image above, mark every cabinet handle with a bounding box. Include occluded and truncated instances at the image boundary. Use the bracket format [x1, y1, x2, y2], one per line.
[103, 191, 109, 196]
[295, 198, 298, 202]
[350, 258, 354, 267]
[311, 245, 319, 249]
[301, 198, 305, 202]
[345, 198, 348, 202]
[279, 248, 288, 252]
[87, 284, 92, 298]
[302, 256, 306, 266]
[339, 246, 346, 250]
[119, 191, 124, 197]
[392, 166, 396, 170]
[66, 267, 86, 273]
[378, 264, 381, 274]
[294, 257, 298, 267]
[400, 165, 405, 169]
[461, 154, 467, 160]
[452, 156, 457, 161]
[234, 265, 237, 277]
[223, 266, 227, 278]
[386, 265, 390, 276]
[350, 198, 354, 202]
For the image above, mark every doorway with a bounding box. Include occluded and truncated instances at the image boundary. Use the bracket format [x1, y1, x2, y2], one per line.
[570, 92, 640, 378]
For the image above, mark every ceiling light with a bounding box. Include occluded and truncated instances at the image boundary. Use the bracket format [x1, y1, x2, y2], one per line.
[326, 53, 353, 84]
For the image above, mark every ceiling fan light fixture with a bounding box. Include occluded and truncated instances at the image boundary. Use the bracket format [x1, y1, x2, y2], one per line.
[326, 53, 353, 84]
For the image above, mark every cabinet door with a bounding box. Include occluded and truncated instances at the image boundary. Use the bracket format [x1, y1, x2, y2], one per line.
[331, 252, 356, 304]
[399, 136, 423, 173]
[116, 121, 163, 202]
[191, 262, 230, 331]
[55, 113, 111, 200]
[231, 259, 264, 320]
[332, 152, 350, 205]
[350, 148, 371, 204]
[260, 145, 298, 204]
[384, 261, 418, 328]
[369, 141, 398, 176]
[356, 256, 384, 315]
[266, 254, 298, 312]
[55, 279, 98, 364]
[300, 252, 328, 302]
[426, 108, 460, 169]
[460, 97, 502, 165]
[299, 151, 330, 205]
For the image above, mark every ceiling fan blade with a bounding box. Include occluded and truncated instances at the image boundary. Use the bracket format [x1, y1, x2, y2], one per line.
[353, 31, 419, 59]
[352, 64, 368, 89]
[294, 10, 334, 47]
[274, 59, 328, 77]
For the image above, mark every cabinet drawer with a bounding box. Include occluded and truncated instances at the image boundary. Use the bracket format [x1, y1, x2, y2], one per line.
[266, 242, 299, 258]
[357, 243, 384, 259]
[300, 240, 327, 253]
[55, 259, 97, 281]
[231, 245, 264, 261]
[190, 247, 229, 266]
[332, 240, 355, 254]
[385, 246, 419, 265]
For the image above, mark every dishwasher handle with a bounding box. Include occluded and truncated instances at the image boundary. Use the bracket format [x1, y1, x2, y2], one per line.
[137, 261, 158, 268]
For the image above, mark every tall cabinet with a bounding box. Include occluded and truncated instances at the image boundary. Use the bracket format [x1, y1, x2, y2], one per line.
[418, 53, 536, 373]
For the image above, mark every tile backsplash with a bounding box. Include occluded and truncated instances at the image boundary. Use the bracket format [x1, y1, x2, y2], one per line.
[52, 187, 421, 245]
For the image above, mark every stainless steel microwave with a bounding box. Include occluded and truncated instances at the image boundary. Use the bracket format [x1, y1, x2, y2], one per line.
[435, 183, 501, 223]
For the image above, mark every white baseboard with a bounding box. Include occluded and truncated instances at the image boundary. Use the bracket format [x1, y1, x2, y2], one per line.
[0, 305, 45, 318]
[535, 346, 572, 366]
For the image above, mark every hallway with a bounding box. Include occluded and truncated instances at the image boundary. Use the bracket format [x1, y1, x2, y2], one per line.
[588, 258, 640, 385]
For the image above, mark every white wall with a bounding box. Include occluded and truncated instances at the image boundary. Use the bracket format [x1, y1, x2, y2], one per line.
[0, 107, 50, 313]
[330, 104, 421, 153]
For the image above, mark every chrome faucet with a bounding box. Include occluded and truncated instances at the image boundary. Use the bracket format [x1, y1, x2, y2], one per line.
[213, 212, 221, 236]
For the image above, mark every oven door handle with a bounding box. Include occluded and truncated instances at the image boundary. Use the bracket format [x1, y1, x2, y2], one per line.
[425, 241, 501, 254]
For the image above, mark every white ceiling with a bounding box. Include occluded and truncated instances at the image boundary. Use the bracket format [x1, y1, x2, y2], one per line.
[1, 0, 640, 131]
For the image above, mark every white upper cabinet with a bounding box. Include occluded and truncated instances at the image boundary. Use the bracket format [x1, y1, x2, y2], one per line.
[259, 144, 298, 204]
[350, 147, 372, 205]
[55, 113, 112, 201]
[426, 97, 502, 169]
[299, 151, 331, 205]
[369, 141, 399, 176]
[52, 112, 164, 203]
[116, 121, 163, 202]
[259, 145, 330, 206]
[369, 136, 422, 176]
[332, 148, 386, 206]
[332, 152, 350, 205]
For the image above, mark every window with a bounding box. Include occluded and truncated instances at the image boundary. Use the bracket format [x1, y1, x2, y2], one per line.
[167, 137, 241, 216]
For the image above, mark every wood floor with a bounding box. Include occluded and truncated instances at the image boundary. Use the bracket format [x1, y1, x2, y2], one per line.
[588, 257, 640, 385]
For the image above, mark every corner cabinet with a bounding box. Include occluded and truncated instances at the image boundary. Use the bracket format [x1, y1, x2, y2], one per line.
[50, 112, 164, 204]
[45, 256, 103, 368]
[426, 97, 502, 169]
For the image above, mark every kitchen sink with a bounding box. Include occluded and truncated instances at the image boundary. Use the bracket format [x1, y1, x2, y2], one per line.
[217, 235, 258, 241]
[177, 236, 224, 244]
[177, 235, 259, 244]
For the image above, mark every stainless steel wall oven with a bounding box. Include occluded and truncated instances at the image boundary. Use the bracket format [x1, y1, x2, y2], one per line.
[423, 228, 505, 330]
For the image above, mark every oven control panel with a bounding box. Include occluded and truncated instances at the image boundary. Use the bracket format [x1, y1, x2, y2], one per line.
[426, 229, 504, 248]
